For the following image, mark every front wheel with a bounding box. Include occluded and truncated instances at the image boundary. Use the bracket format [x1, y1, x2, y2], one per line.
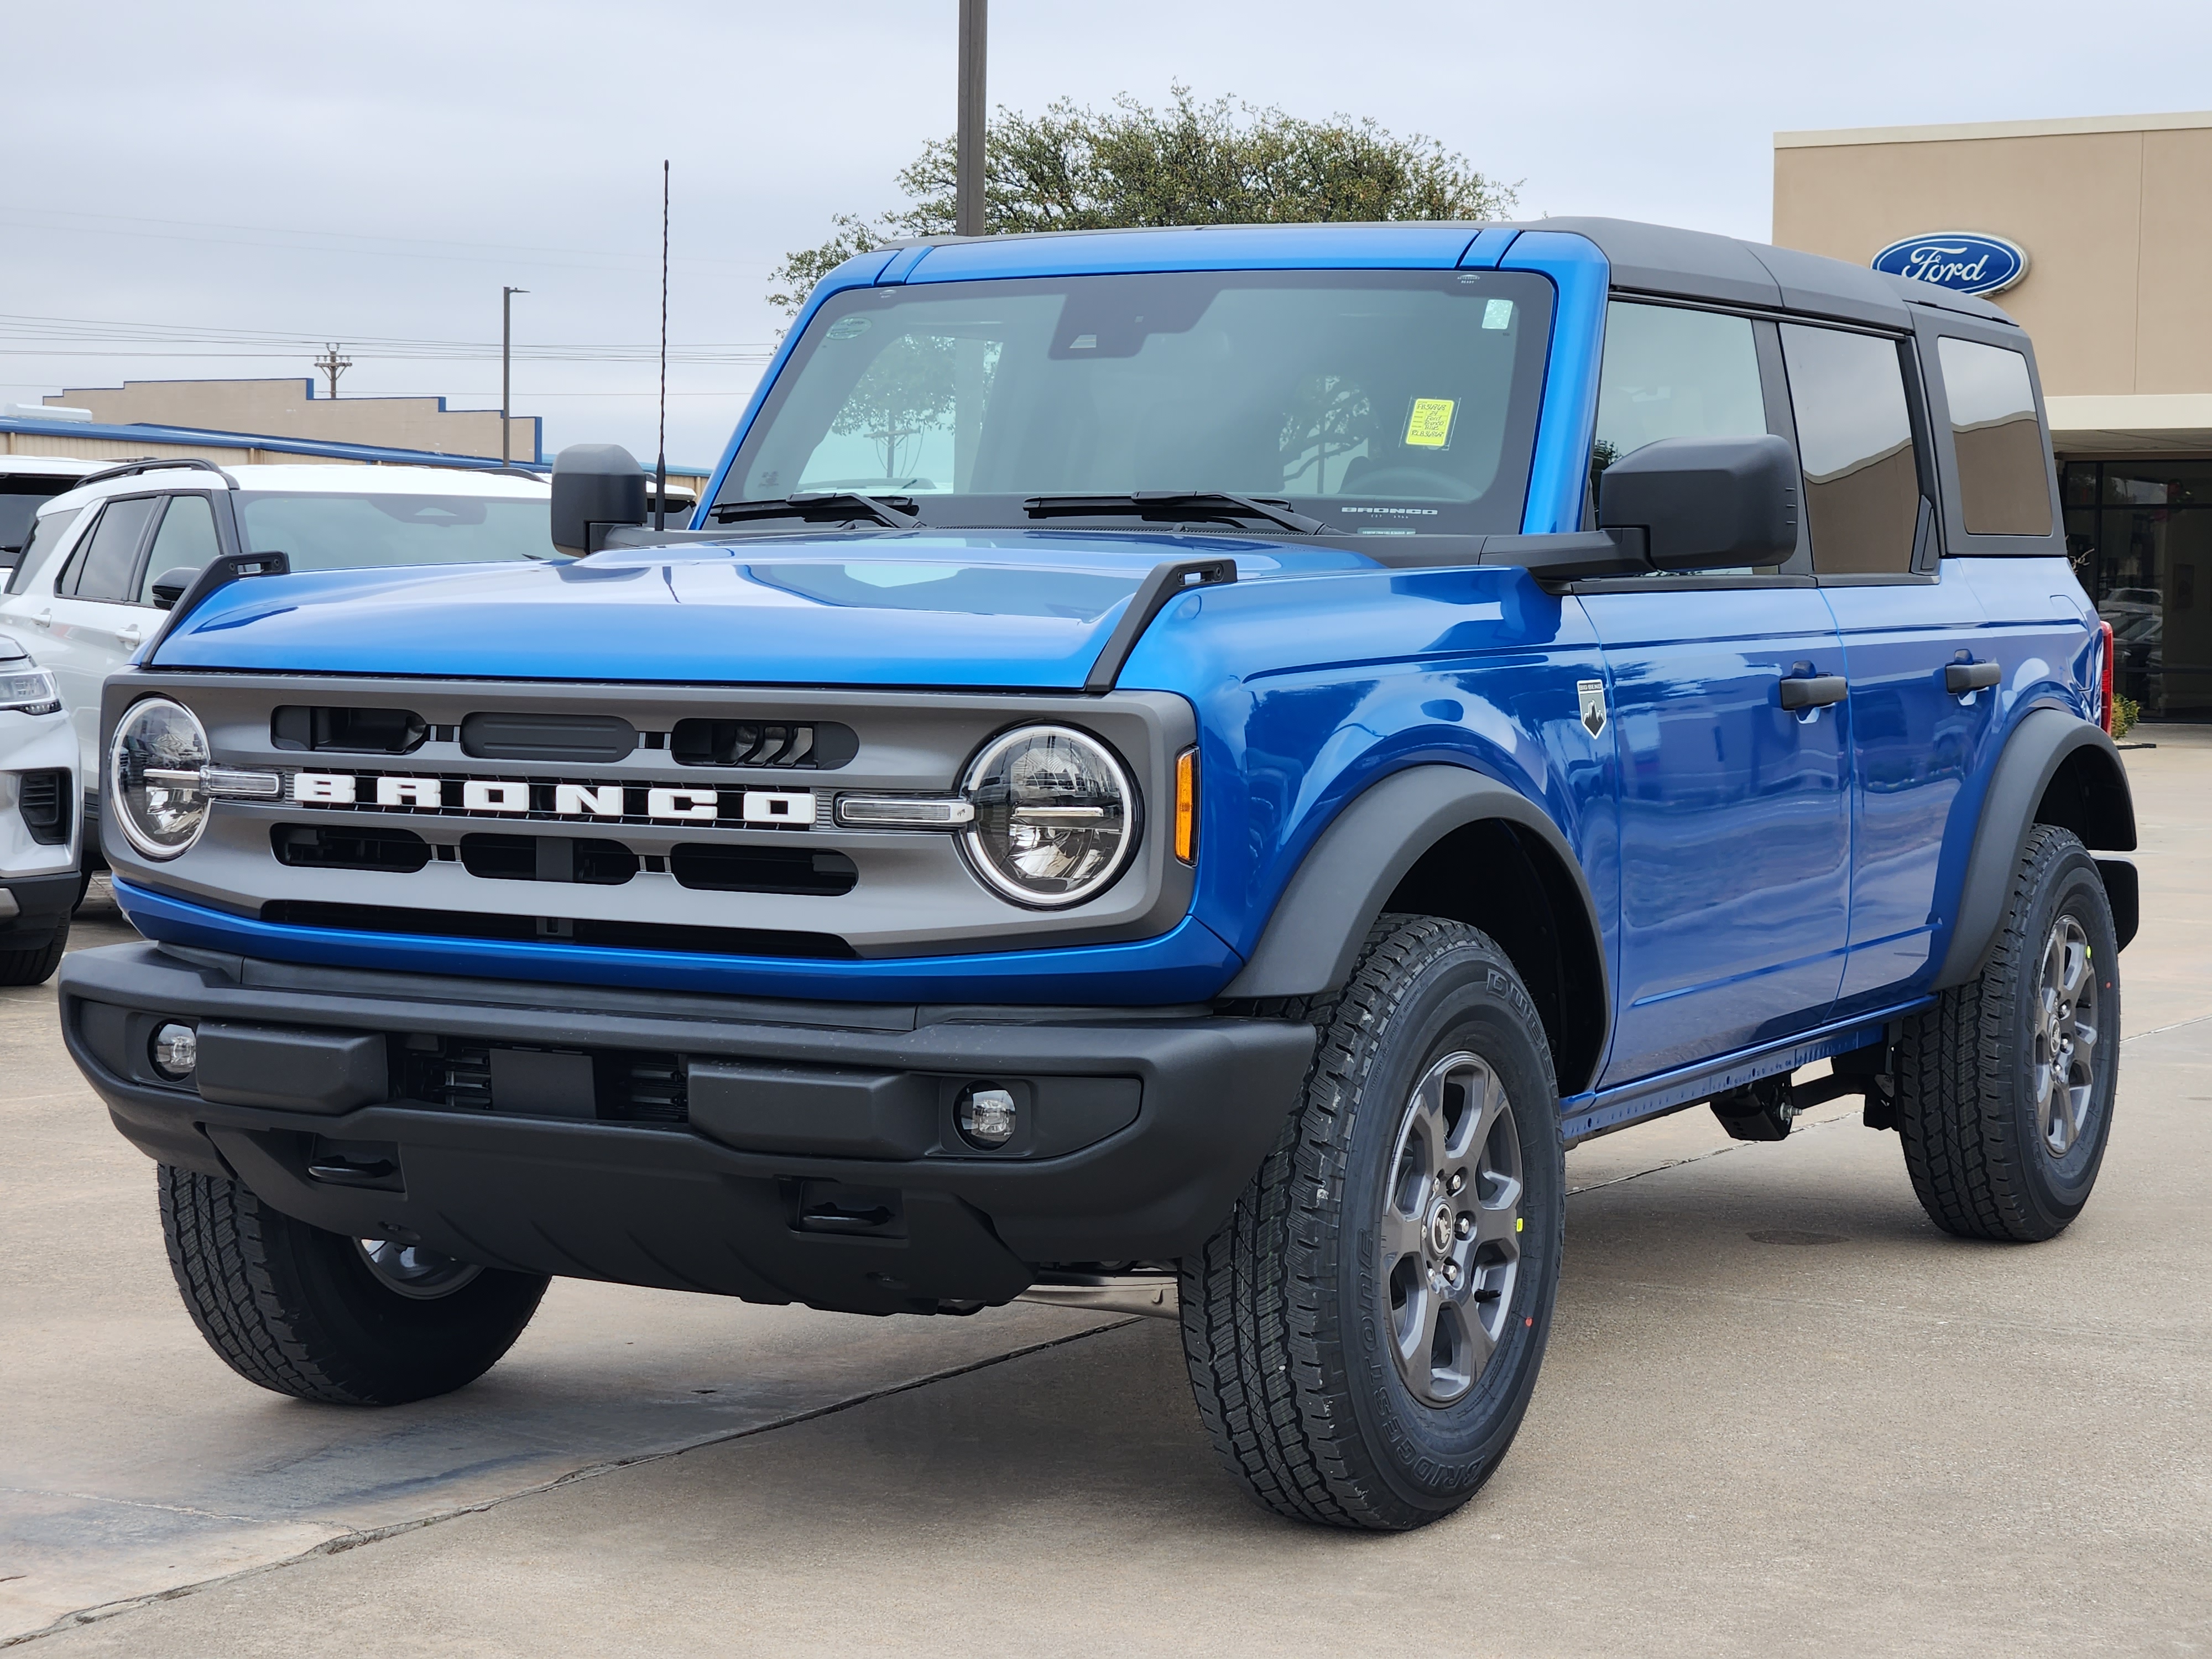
[1181, 915, 1565, 1530]
[159, 1165, 549, 1404]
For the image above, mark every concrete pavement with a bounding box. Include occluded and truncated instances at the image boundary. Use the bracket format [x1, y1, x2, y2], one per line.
[5, 734, 2208, 1655]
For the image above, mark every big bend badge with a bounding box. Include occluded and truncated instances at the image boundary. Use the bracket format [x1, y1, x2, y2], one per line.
[1577, 679, 1607, 738]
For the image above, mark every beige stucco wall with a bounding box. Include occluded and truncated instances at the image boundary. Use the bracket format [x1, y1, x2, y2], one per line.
[1773, 115, 2212, 400]
[41, 379, 541, 462]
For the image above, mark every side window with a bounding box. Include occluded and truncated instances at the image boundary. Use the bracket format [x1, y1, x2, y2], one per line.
[135, 494, 222, 603]
[66, 495, 160, 601]
[1937, 337, 2053, 536]
[1779, 325, 1924, 576]
[1592, 301, 1767, 492]
[3, 507, 79, 597]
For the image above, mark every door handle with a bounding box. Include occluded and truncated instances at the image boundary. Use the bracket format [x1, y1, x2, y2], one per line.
[1944, 660, 2002, 695]
[116, 624, 143, 650]
[32, 609, 51, 629]
[1778, 675, 1848, 710]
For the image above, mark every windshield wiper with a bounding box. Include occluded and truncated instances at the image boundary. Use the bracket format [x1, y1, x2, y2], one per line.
[1023, 492, 1327, 535]
[711, 492, 921, 530]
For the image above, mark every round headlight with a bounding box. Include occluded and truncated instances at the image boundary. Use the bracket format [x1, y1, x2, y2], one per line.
[961, 725, 1137, 907]
[111, 697, 212, 859]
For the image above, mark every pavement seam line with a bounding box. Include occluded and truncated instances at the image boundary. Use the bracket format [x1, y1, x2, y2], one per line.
[0, 1314, 1143, 1648]
[0, 1488, 279, 1527]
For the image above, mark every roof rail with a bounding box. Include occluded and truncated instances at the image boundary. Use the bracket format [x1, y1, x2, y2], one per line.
[74, 456, 239, 490]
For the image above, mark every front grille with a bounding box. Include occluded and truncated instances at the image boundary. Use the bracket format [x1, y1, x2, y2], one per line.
[273, 823, 431, 873]
[670, 843, 857, 896]
[273, 706, 427, 755]
[263, 899, 855, 959]
[671, 719, 857, 769]
[461, 712, 637, 764]
[18, 769, 69, 845]
[458, 833, 638, 885]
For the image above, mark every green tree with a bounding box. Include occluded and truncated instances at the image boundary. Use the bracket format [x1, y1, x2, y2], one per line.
[766, 85, 1516, 317]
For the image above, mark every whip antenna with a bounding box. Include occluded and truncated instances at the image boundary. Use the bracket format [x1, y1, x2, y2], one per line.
[655, 159, 670, 531]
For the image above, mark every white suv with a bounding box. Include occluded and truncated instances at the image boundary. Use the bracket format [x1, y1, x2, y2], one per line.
[0, 460, 553, 870]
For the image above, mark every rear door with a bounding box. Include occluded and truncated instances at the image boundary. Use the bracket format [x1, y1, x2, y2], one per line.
[1580, 300, 1853, 1086]
[1777, 322, 1995, 1015]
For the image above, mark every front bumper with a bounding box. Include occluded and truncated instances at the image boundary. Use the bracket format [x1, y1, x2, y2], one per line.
[59, 943, 1316, 1315]
[1, 871, 75, 948]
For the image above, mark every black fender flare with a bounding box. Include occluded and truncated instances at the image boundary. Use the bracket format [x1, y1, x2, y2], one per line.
[1933, 708, 2138, 989]
[1220, 763, 1609, 1016]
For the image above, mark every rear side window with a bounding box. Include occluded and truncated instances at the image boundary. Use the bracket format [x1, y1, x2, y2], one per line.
[1780, 325, 1923, 576]
[1592, 302, 1767, 487]
[1938, 337, 2052, 536]
[66, 495, 160, 601]
[3, 506, 79, 596]
[136, 494, 222, 602]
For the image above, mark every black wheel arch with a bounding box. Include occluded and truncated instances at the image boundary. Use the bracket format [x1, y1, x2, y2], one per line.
[1219, 765, 1609, 1094]
[1933, 707, 2138, 989]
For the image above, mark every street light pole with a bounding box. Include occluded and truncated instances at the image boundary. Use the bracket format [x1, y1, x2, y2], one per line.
[957, 0, 986, 237]
[500, 285, 528, 464]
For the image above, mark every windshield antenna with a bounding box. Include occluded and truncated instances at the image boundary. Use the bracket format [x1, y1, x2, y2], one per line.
[655, 159, 670, 532]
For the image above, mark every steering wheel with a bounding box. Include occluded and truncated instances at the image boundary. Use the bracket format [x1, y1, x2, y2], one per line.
[1343, 465, 1469, 498]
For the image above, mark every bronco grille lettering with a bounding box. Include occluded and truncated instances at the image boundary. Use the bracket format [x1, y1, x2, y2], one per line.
[286, 770, 820, 829]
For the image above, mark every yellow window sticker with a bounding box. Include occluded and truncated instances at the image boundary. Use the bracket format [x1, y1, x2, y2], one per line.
[1404, 398, 1456, 449]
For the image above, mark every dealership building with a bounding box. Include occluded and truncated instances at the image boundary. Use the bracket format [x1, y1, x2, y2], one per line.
[1776, 109, 2212, 721]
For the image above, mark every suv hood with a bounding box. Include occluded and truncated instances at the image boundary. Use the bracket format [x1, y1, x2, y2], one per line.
[148, 531, 1369, 689]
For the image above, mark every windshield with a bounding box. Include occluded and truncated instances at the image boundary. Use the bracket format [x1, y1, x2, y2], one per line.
[234, 492, 555, 571]
[720, 269, 1554, 538]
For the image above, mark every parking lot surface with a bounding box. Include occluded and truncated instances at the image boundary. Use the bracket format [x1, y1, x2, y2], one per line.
[4, 733, 2207, 1655]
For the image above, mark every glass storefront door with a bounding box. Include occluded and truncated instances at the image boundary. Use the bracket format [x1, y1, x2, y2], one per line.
[2062, 460, 2212, 721]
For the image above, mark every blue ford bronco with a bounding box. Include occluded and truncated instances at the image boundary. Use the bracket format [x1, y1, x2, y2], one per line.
[60, 218, 2137, 1531]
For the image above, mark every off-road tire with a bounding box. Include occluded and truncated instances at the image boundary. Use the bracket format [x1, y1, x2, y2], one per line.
[1895, 826, 2120, 1241]
[1182, 915, 1565, 1531]
[0, 922, 66, 987]
[158, 1164, 550, 1405]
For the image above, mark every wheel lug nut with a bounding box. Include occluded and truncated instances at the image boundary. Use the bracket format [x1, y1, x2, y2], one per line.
[1441, 1261, 1459, 1283]
[1455, 1214, 1473, 1239]
[1447, 1172, 1465, 1194]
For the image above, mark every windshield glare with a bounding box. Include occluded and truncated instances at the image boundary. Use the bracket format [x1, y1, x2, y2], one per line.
[723, 269, 1553, 536]
[235, 492, 555, 571]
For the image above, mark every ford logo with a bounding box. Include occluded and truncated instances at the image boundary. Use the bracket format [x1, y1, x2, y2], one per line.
[1870, 232, 2029, 297]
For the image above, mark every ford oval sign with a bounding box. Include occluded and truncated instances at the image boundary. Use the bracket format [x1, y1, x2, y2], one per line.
[1871, 232, 2030, 297]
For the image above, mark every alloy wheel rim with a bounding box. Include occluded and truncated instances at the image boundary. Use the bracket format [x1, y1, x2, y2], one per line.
[357, 1238, 484, 1301]
[1378, 1050, 1523, 1407]
[2033, 916, 2099, 1160]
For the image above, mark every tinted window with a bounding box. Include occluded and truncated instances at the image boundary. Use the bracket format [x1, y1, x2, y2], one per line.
[725, 269, 1556, 537]
[3, 506, 79, 596]
[1780, 325, 1922, 576]
[1, 477, 75, 555]
[1592, 303, 1767, 482]
[68, 495, 160, 601]
[136, 493, 222, 602]
[233, 493, 555, 571]
[1938, 337, 2052, 536]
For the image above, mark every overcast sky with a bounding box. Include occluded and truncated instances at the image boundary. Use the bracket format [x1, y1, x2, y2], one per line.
[4, 0, 2207, 470]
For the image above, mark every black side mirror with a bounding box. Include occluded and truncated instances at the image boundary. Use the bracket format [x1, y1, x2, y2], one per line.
[149, 566, 202, 610]
[1598, 435, 1798, 572]
[551, 444, 648, 557]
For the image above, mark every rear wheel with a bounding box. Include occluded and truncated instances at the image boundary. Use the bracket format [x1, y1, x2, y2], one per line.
[1181, 915, 1564, 1530]
[159, 1164, 548, 1404]
[1895, 826, 2120, 1241]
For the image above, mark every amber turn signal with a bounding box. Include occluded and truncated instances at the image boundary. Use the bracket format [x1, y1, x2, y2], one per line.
[1173, 747, 1197, 863]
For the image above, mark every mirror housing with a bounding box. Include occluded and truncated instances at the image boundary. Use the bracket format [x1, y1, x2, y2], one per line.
[1597, 435, 1798, 573]
[148, 566, 201, 610]
[551, 444, 648, 556]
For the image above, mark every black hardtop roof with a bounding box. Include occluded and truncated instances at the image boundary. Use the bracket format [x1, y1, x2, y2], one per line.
[886, 215, 2017, 331]
[1529, 216, 2017, 330]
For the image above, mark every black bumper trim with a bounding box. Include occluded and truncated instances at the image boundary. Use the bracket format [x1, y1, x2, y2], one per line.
[1, 870, 77, 945]
[59, 943, 1316, 1313]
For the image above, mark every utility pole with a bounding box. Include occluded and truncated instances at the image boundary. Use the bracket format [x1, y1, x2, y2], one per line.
[501, 285, 528, 464]
[314, 343, 351, 399]
[957, 0, 987, 237]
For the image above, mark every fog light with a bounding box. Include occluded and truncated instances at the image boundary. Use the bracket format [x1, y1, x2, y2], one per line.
[956, 1085, 1018, 1149]
[150, 1022, 198, 1081]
